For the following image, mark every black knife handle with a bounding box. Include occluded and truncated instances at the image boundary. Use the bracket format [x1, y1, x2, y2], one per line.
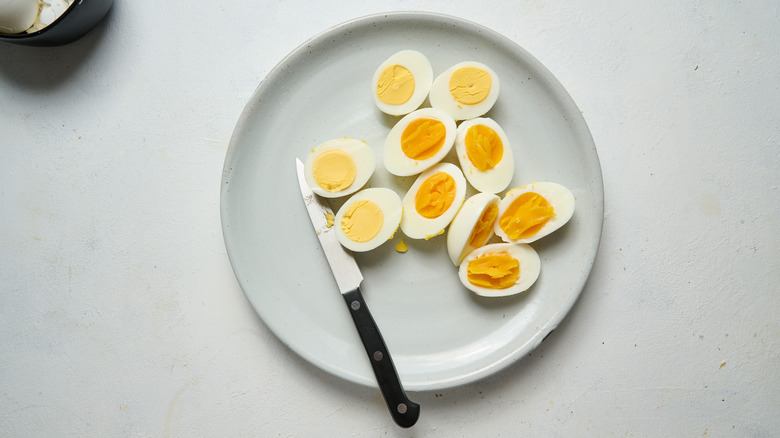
[342, 288, 420, 428]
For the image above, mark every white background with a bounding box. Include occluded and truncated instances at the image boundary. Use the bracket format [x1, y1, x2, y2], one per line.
[1, 1, 778, 436]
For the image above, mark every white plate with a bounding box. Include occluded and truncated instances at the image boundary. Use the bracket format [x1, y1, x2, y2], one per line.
[221, 12, 603, 391]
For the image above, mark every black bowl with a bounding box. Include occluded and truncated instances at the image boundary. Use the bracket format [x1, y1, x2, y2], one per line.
[0, 0, 114, 47]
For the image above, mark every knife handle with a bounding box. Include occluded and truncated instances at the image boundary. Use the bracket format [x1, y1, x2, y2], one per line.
[342, 288, 420, 428]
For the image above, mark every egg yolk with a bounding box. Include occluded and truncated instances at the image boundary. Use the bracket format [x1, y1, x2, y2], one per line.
[395, 240, 408, 253]
[465, 125, 503, 171]
[401, 118, 447, 160]
[341, 200, 384, 243]
[498, 192, 555, 240]
[377, 64, 415, 105]
[467, 252, 520, 289]
[312, 150, 357, 192]
[449, 67, 491, 105]
[415, 172, 457, 219]
[468, 203, 499, 247]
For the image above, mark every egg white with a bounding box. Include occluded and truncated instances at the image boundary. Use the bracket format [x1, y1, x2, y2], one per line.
[446, 192, 501, 265]
[334, 188, 403, 252]
[494, 182, 576, 244]
[429, 61, 500, 121]
[458, 243, 541, 297]
[400, 162, 467, 240]
[455, 117, 515, 194]
[304, 138, 375, 198]
[372, 50, 433, 116]
[383, 108, 457, 177]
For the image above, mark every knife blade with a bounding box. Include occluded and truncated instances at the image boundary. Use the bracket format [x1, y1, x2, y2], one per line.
[295, 158, 420, 428]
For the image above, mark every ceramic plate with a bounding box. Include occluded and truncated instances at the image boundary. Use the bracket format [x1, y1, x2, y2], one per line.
[221, 12, 603, 391]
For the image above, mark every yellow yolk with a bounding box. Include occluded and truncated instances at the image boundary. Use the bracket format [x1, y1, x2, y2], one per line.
[324, 212, 335, 228]
[312, 150, 357, 192]
[415, 172, 457, 219]
[465, 124, 503, 171]
[468, 203, 499, 247]
[376, 64, 415, 105]
[401, 118, 446, 160]
[448, 67, 492, 105]
[395, 240, 408, 253]
[340, 200, 384, 243]
[498, 192, 555, 240]
[424, 229, 445, 240]
[467, 252, 520, 289]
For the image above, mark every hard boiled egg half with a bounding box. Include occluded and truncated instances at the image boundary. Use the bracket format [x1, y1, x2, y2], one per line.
[372, 50, 433, 116]
[458, 243, 541, 297]
[494, 182, 576, 244]
[383, 108, 457, 177]
[446, 192, 500, 265]
[400, 162, 467, 240]
[429, 61, 500, 121]
[304, 138, 375, 198]
[334, 188, 403, 252]
[455, 117, 514, 194]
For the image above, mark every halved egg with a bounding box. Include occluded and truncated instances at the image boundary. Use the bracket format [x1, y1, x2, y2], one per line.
[304, 138, 375, 198]
[455, 117, 514, 194]
[494, 182, 575, 244]
[372, 50, 433, 116]
[400, 162, 467, 240]
[383, 108, 457, 176]
[334, 188, 403, 252]
[446, 192, 501, 265]
[429, 61, 500, 121]
[458, 243, 541, 297]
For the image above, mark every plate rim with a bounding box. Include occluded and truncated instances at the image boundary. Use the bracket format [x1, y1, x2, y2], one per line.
[220, 10, 604, 391]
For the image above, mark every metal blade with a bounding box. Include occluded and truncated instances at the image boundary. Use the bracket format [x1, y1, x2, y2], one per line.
[296, 158, 363, 294]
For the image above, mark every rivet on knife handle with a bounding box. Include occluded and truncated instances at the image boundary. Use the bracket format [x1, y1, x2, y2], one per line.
[343, 288, 420, 428]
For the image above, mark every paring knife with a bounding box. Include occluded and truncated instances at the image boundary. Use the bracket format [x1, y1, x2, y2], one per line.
[295, 158, 420, 428]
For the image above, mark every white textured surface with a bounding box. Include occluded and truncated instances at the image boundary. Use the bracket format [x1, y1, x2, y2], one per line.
[1, 1, 778, 436]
